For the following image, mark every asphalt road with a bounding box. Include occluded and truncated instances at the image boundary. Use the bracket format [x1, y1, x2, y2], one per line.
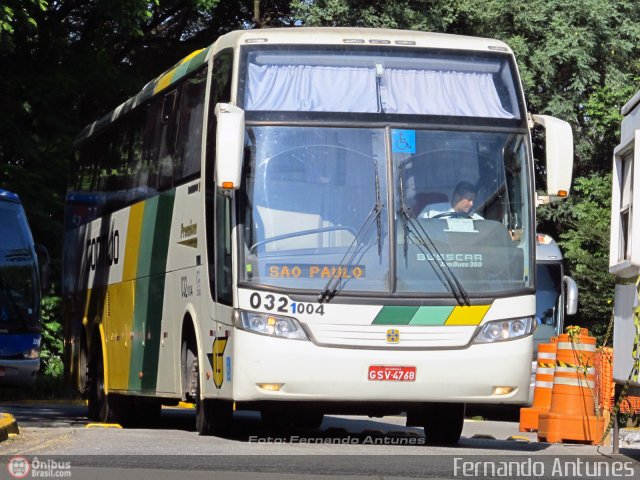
[0, 403, 639, 479]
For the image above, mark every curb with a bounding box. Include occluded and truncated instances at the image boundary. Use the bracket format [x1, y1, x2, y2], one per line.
[0, 413, 19, 442]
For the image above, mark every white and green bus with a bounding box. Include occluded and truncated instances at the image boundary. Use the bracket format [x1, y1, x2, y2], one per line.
[63, 27, 573, 443]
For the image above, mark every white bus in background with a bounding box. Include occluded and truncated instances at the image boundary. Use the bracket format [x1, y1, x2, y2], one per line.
[529, 233, 578, 401]
[534, 233, 578, 351]
[63, 28, 574, 444]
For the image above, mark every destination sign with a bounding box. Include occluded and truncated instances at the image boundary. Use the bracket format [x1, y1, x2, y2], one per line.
[266, 264, 366, 279]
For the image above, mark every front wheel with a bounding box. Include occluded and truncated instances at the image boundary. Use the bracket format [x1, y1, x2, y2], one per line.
[423, 402, 465, 445]
[189, 354, 233, 436]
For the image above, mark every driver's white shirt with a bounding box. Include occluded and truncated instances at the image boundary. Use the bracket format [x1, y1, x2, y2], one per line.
[419, 202, 483, 220]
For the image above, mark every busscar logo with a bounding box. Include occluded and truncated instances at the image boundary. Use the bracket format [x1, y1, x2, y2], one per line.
[416, 252, 482, 268]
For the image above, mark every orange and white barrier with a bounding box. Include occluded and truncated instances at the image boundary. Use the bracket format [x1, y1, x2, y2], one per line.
[595, 347, 640, 415]
[537, 328, 605, 444]
[520, 339, 557, 431]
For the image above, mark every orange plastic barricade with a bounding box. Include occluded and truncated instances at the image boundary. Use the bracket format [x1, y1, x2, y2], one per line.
[595, 347, 614, 413]
[595, 347, 640, 416]
[537, 328, 605, 444]
[520, 340, 557, 431]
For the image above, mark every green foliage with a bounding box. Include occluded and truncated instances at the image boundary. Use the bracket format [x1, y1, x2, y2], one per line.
[40, 296, 63, 377]
[538, 174, 614, 340]
[0, 0, 47, 41]
[293, 0, 640, 175]
[0, 0, 286, 269]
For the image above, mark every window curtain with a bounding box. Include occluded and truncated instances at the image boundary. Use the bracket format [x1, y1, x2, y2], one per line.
[246, 64, 378, 112]
[246, 63, 514, 118]
[381, 69, 514, 118]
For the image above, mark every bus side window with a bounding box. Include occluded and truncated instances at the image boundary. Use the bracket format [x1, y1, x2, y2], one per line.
[216, 189, 232, 305]
[125, 108, 146, 203]
[175, 68, 207, 184]
[142, 97, 163, 192]
[157, 89, 179, 191]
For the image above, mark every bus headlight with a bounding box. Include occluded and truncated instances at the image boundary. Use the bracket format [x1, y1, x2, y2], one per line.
[473, 317, 535, 343]
[238, 311, 309, 340]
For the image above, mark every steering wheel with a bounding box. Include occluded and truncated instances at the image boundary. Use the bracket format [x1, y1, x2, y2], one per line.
[249, 226, 359, 253]
[431, 211, 474, 219]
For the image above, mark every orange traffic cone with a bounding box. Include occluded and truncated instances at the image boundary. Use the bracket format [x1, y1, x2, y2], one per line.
[520, 339, 557, 431]
[537, 328, 605, 444]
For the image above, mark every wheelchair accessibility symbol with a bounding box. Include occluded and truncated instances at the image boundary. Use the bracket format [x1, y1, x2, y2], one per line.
[392, 130, 416, 154]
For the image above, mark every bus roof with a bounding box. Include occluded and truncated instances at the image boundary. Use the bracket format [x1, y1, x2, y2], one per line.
[75, 27, 514, 145]
[211, 27, 513, 53]
[0, 189, 21, 203]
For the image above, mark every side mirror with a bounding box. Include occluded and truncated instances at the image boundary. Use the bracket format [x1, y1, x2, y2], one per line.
[35, 244, 51, 293]
[531, 114, 574, 203]
[214, 103, 245, 190]
[564, 275, 578, 316]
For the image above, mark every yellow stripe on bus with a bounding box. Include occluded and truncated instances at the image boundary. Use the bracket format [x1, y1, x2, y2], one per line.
[444, 305, 491, 325]
[101, 203, 145, 391]
[153, 49, 204, 95]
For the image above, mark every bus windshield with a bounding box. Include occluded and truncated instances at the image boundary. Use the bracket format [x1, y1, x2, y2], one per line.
[240, 126, 532, 297]
[0, 200, 39, 329]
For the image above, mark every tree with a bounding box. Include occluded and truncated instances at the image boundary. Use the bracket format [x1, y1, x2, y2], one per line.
[0, 0, 293, 277]
[293, 0, 640, 174]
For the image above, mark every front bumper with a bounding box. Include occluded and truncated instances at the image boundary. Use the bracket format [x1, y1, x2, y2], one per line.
[228, 328, 532, 404]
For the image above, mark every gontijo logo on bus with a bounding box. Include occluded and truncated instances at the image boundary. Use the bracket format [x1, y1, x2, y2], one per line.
[267, 264, 365, 279]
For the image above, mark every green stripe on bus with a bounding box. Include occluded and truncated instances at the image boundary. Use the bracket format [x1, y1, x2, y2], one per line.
[409, 306, 454, 325]
[372, 306, 419, 325]
[129, 277, 149, 390]
[129, 191, 176, 391]
[371, 306, 456, 325]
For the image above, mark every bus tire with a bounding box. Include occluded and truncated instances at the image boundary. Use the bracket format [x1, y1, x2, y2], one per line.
[182, 332, 233, 436]
[78, 332, 90, 399]
[423, 402, 465, 445]
[191, 356, 233, 435]
[87, 337, 131, 425]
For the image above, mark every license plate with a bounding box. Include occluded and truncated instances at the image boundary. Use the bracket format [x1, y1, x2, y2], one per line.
[368, 365, 416, 382]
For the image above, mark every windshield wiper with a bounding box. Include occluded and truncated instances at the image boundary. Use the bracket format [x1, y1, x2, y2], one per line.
[317, 200, 383, 304]
[319, 160, 384, 304]
[398, 175, 470, 306]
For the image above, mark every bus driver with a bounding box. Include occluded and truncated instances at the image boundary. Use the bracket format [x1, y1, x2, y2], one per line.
[420, 181, 482, 219]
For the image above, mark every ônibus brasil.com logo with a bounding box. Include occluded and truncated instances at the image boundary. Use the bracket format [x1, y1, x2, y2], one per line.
[7, 457, 30, 479]
[7, 456, 71, 478]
